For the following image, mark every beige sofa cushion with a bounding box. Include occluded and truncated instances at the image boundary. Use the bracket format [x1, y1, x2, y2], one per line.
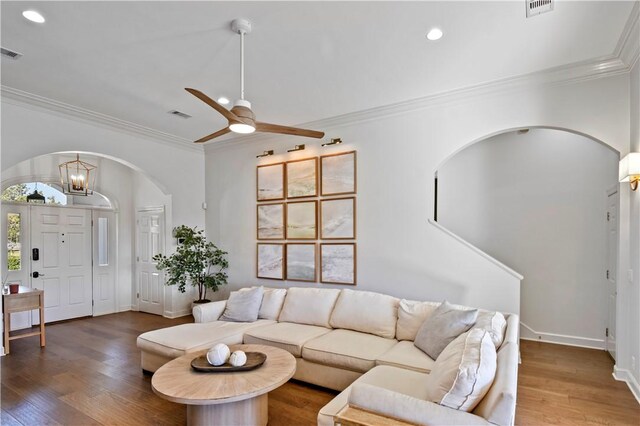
[136, 320, 275, 359]
[317, 365, 428, 426]
[243, 322, 331, 357]
[375, 341, 435, 373]
[329, 289, 399, 339]
[278, 287, 341, 327]
[425, 329, 497, 412]
[473, 341, 519, 426]
[302, 329, 397, 373]
[396, 299, 440, 341]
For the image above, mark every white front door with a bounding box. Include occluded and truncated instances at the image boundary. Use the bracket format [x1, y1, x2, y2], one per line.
[1, 204, 32, 330]
[136, 208, 164, 315]
[606, 189, 618, 360]
[30, 206, 93, 323]
[92, 210, 117, 316]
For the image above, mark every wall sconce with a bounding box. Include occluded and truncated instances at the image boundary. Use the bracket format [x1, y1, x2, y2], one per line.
[287, 144, 305, 152]
[256, 150, 274, 158]
[619, 153, 640, 191]
[321, 138, 343, 147]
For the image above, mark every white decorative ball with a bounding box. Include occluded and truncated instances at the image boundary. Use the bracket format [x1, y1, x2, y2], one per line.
[206, 343, 230, 366]
[229, 350, 247, 367]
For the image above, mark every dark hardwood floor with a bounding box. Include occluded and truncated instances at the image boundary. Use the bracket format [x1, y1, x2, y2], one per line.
[1, 312, 638, 425]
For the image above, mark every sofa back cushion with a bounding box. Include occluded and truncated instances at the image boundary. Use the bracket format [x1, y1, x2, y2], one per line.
[258, 288, 287, 320]
[329, 289, 399, 339]
[278, 287, 341, 327]
[425, 328, 497, 412]
[396, 299, 440, 341]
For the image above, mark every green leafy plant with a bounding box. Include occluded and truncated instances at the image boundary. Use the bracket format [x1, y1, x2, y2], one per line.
[153, 225, 228, 303]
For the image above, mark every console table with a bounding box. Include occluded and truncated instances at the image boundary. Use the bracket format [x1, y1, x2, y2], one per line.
[2, 286, 45, 354]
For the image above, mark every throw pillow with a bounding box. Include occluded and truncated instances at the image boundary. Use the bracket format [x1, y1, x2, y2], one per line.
[219, 287, 264, 322]
[475, 310, 507, 348]
[425, 328, 497, 412]
[414, 300, 478, 359]
[258, 288, 287, 320]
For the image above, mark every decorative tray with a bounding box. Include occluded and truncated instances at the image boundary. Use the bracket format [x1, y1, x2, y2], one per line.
[191, 351, 267, 373]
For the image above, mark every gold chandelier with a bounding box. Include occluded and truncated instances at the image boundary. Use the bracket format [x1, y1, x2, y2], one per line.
[58, 154, 96, 196]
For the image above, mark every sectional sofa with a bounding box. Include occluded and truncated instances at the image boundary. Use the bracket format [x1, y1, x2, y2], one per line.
[137, 287, 519, 425]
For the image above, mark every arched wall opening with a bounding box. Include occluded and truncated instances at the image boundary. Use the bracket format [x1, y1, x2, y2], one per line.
[1, 152, 176, 316]
[435, 127, 620, 350]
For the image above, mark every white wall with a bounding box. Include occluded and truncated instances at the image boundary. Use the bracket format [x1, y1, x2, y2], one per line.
[437, 129, 619, 348]
[1, 99, 206, 317]
[204, 74, 630, 315]
[615, 59, 640, 400]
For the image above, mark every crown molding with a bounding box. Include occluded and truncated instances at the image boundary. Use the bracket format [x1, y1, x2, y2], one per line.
[615, 1, 640, 69]
[0, 86, 202, 153]
[205, 52, 631, 153]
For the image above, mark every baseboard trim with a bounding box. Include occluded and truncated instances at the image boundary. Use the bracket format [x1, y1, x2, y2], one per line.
[163, 309, 192, 319]
[520, 322, 605, 350]
[118, 305, 132, 312]
[613, 366, 640, 404]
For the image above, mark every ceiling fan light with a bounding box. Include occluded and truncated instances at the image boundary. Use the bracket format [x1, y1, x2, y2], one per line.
[229, 122, 255, 134]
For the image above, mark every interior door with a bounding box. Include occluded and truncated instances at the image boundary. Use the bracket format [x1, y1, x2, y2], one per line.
[1, 203, 32, 330]
[30, 206, 93, 323]
[92, 210, 117, 316]
[606, 189, 618, 360]
[137, 208, 164, 315]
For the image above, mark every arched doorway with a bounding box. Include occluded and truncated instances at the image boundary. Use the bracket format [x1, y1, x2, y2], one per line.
[435, 127, 619, 358]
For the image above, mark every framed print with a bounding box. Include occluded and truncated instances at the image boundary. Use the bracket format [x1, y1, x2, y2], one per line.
[286, 200, 317, 239]
[257, 243, 285, 280]
[320, 197, 355, 239]
[286, 157, 318, 198]
[286, 243, 317, 282]
[257, 163, 285, 201]
[257, 203, 285, 240]
[320, 243, 356, 285]
[321, 151, 357, 196]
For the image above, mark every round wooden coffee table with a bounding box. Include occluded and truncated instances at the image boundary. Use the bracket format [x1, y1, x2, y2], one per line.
[152, 344, 296, 426]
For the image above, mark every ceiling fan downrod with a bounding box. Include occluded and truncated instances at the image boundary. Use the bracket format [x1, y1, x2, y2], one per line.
[231, 19, 252, 102]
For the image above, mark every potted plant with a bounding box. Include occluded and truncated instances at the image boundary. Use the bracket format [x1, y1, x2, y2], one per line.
[153, 225, 228, 304]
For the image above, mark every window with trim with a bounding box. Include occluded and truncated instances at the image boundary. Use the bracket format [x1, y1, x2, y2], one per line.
[1, 182, 67, 205]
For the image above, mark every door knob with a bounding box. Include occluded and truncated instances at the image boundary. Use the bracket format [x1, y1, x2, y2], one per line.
[32, 271, 45, 278]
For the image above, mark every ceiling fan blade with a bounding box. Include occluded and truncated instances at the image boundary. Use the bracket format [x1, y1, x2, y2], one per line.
[256, 122, 325, 139]
[185, 88, 239, 122]
[194, 127, 231, 143]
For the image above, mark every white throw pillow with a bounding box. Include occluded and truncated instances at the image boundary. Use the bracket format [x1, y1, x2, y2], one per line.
[425, 328, 497, 412]
[329, 289, 399, 339]
[278, 287, 341, 328]
[475, 310, 507, 348]
[396, 299, 440, 341]
[219, 287, 264, 322]
[258, 288, 287, 320]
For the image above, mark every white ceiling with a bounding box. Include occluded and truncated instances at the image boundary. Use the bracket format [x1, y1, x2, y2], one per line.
[1, 1, 635, 144]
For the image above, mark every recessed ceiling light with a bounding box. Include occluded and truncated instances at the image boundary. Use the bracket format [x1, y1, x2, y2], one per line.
[426, 28, 443, 41]
[217, 97, 230, 105]
[22, 10, 45, 24]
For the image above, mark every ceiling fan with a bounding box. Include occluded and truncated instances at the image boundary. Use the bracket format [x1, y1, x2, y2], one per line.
[186, 19, 325, 143]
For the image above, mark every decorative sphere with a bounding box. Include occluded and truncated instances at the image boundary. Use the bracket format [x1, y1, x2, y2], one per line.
[206, 343, 230, 366]
[229, 350, 247, 367]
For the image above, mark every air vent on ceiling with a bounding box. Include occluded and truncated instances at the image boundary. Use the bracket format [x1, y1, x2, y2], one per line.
[1, 47, 23, 60]
[168, 110, 192, 119]
[526, 0, 553, 18]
